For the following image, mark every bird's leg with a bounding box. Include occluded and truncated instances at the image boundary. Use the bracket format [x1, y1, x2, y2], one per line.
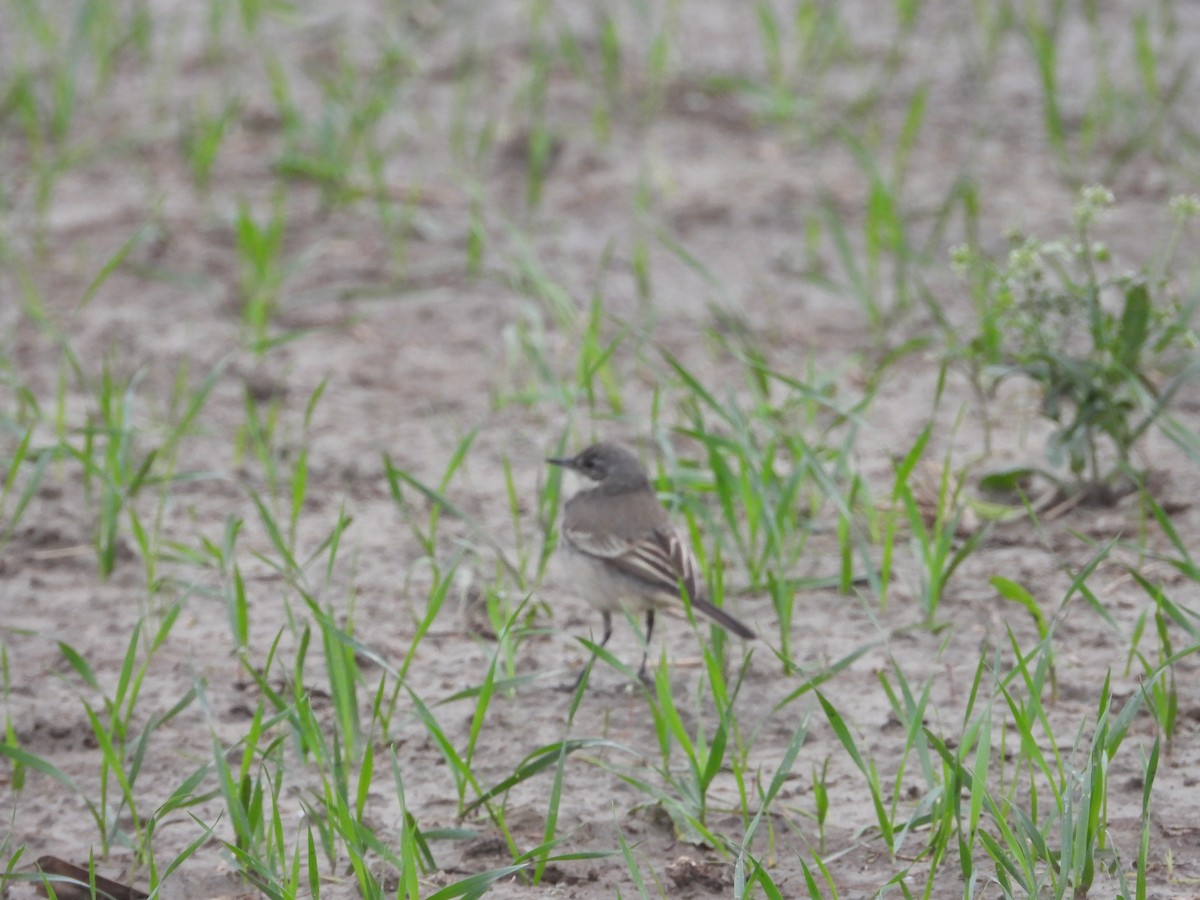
[638, 609, 656, 683]
[565, 612, 613, 693]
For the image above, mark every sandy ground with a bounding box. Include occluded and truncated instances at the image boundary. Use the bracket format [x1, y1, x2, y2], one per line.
[3, 0, 1200, 897]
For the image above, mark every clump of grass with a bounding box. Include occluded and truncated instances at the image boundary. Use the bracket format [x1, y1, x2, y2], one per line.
[53, 353, 222, 582]
[1016, 0, 1192, 182]
[234, 195, 287, 352]
[0, 608, 203, 895]
[661, 345, 876, 663]
[498, 285, 629, 415]
[0, 421, 52, 552]
[951, 187, 1200, 502]
[181, 98, 239, 192]
[885, 423, 987, 623]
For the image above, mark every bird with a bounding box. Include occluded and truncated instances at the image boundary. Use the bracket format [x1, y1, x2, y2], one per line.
[547, 441, 755, 686]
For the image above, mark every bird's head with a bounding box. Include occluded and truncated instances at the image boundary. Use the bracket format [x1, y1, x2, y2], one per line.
[546, 442, 647, 488]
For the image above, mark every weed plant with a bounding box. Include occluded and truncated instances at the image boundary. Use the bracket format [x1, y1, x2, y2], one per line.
[951, 187, 1200, 500]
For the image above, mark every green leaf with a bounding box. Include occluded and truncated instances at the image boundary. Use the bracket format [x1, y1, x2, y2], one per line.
[977, 466, 1037, 494]
[991, 576, 1047, 638]
[462, 739, 630, 816]
[1117, 281, 1151, 371]
[892, 423, 931, 500]
[57, 642, 101, 692]
[0, 742, 83, 794]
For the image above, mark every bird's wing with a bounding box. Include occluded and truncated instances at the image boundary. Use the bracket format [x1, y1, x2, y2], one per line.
[563, 524, 702, 601]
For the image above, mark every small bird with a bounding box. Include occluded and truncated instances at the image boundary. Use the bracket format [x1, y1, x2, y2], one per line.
[547, 442, 755, 685]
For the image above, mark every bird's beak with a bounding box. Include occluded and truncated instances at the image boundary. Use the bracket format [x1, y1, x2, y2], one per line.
[546, 455, 574, 469]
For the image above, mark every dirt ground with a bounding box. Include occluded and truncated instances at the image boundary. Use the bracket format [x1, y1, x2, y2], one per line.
[3, 0, 1200, 897]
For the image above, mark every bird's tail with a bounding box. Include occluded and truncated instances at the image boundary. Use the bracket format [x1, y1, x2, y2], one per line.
[690, 597, 756, 640]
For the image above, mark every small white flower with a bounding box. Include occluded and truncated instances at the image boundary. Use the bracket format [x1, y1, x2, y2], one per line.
[1074, 184, 1114, 228]
[1168, 194, 1200, 220]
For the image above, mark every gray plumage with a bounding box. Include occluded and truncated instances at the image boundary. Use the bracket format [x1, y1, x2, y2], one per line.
[547, 442, 755, 683]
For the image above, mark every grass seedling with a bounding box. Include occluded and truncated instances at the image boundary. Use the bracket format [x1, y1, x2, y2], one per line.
[1018, 0, 1190, 181]
[836, 120, 927, 345]
[181, 98, 238, 192]
[139, 769, 219, 893]
[708, 0, 847, 129]
[915, 620, 1185, 897]
[235, 195, 287, 352]
[815, 691, 895, 854]
[996, 629, 1063, 818]
[1055, 674, 1126, 898]
[810, 756, 830, 854]
[2, 0, 100, 243]
[497, 235, 631, 413]
[55, 607, 195, 865]
[614, 823, 652, 900]
[384, 430, 475, 559]
[397, 756, 534, 899]
[734, 711, 809, 877]
[513, 637, 627, 885]
[1124, 572, 1198, 748]
[519, 0, 555, 211]
[36, 263, 224, 584]
[301, 599, 364, 759]
[274, 37, 410, 209]
[0, 644, 23, 795]
[0, 741, 101, 870]
[499, 454, 534, 590]
[1135, 737, 1160, 900]
[875, 654, 942, 855]
[575, 267, 629, 415]
[540, 6, 620, 145]
[389, 602, 552, 870]
[772, 638, 880, 713]
[1017, 0, 1069, 171]
[64, 365, 153, 578]
[366, 146, 419, 280]
[237, 386, 284, 496]
[992, 575, 1057, 701]
[888, 425, 985, 623]
[750, 0, 805, 124]
[0, 424, 52, 551]
[632, 0, 678, 124]
[383, 433, 522, 585]
[665, 350, 868, 608]
[640, 647, 745, 835]
[391, 762, 428, 898]
[203, 621, 430, 900]
[596, 12, 622, 142]
[238, 380, 335, 577]
[498, 250, 630, 415]
[466, 193, 486, 277]
[202, 691, 311, 896]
